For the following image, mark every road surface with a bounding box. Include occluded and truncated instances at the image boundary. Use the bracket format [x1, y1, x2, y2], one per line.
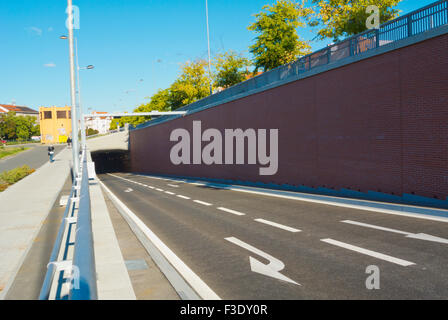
[100, 172, 448, 300]
[0, 145, 66, 172]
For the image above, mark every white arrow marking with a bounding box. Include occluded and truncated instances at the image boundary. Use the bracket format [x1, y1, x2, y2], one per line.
[342, 220, 448, 244]
[225, 237, 300, 286]
[406, 233, 448, 244]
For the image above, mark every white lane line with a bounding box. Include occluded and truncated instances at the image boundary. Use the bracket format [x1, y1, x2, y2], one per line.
[217, 207, 246, 216]
[194, 200, 213, 206]
[177, 195, 191, 200]
[165, 191, 175, 195]
[255, 219, 301, 233]
[100, 181, 221, 300]
[156, 188, 164, 192]
[342, 220, 411, 235]
[168, 184, 179, 188]
[147, 186, 155, 189]
[321, 239, 416, 267]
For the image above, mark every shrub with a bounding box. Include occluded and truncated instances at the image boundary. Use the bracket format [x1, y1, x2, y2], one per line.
[0, 165, 35, 192]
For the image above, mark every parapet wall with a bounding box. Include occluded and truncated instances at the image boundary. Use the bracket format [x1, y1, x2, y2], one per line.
[130, 30, 448, 208]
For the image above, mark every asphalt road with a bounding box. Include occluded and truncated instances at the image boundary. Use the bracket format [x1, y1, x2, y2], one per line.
[100, 173, 448, 300]
[0, 145, 66, 172]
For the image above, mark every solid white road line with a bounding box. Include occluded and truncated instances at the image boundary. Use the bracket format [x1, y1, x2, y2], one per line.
[168, 184, 179, 188]
[100, 181, 221, 300]
[320, 238, 416, 267]
[217, 207, 246, 216]
[255, 219, 301, 233]
[177, 195, 191, 200]
[194, 200, 213, 206]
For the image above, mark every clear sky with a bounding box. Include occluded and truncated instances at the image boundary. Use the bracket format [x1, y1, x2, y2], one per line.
[0, 0, 435, 113]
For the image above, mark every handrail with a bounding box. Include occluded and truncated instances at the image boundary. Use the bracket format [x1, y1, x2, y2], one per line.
[38, 187, 75, 300]
[39, 148, 98, 300]
[69, 155, 97, 300]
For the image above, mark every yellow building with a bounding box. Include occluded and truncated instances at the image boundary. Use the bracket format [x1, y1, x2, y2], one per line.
[39, 106, 73, 144]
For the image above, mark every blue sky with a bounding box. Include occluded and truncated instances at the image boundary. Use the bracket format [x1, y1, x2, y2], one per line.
[0, 0, 434, 113]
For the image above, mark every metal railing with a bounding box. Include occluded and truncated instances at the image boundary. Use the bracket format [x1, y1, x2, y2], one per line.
[39, 148, 97, 300]
[133, 0, 448, 131]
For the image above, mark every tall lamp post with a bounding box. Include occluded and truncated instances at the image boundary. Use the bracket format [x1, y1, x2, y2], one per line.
[66, 0, 79, 177]
[60, 35, 94, 151]
[205, 0, 213, 95]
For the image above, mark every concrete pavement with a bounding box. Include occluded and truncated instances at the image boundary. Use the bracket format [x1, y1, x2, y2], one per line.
[0, 148, 72, 298]
[100, 172, 448, 300]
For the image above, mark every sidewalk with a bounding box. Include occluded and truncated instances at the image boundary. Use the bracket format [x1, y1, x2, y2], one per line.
[0, 148, 72, 299]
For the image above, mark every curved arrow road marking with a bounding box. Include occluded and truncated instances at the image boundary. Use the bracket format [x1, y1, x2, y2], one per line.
[225, 237, 300, 286]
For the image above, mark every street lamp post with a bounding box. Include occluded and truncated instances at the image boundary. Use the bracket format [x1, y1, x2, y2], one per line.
[60, 35, 94, 152]
[205, 0, 213, 95]
[66, 0, 80, 177]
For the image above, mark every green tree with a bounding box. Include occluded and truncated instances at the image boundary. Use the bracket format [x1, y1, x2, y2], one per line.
[213, 51, 252, 89]
[168, 59, 211, 110]
[0, 112, 38, 140]
[248, 0, 313, 72]
[310, 0, 401, 41]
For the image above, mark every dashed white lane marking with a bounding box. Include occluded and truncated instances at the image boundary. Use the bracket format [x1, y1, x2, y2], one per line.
[255, 219, 301, 233]
[148, 186, 155, 189]
[194, 200, 213, 206]
[168, 184, 179, 188]
[177, 195, 191, 200]
[165, 191, 175, 195]
[156, 188, 164, 192]
[321, 239, 416, 267]
[217, 207, 246, 216]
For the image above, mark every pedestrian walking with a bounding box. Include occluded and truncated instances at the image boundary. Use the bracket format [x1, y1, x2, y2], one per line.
[48, 145, 55, 163]
[67, 137, 72, 149]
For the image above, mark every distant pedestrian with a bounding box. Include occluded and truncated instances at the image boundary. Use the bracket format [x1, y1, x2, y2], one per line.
[48, 145, 55, 163]
[67, 137, 72, 149]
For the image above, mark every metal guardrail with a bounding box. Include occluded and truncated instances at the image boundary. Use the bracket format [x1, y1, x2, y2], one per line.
[133, 0, 448, 131]
[39, 148, 97, 300]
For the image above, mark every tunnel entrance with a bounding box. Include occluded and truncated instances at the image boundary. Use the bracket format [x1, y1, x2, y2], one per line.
[91, 149, 131, 174]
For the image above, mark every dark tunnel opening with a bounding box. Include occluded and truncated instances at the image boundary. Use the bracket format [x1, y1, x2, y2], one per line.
[91, 150, 131, 174]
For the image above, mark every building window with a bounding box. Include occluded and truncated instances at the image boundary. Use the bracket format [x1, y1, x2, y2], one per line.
[57, 111, 67, 119]
[44, 111, 52, 119]
[68, 111, 71, 119]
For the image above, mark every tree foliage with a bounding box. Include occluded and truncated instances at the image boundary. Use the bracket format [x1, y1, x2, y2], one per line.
[310, 0, 401, 41]
[248, 0, 312, 72]
[168, 59, 211, 110]
[213, 51, 252, 89]
[0, 112, 40, 141]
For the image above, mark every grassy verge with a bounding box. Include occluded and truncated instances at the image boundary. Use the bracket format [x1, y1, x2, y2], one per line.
[0, 165, 36, 192]
[0, 146, 29, 159]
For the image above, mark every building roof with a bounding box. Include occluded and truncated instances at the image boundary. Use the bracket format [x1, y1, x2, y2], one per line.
[0, 104, 38, 114]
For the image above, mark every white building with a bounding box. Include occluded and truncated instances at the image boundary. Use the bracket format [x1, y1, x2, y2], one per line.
[84, 111, 113, 135]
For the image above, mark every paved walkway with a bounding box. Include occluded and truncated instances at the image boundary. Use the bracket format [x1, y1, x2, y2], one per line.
[0, 148, 72, 298]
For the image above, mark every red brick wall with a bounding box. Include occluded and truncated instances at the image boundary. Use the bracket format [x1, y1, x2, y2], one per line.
[130, 33, 448, 201]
